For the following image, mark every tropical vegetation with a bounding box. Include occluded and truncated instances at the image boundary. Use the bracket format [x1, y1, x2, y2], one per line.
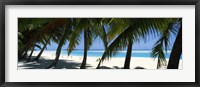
[18, 18, 182, 69]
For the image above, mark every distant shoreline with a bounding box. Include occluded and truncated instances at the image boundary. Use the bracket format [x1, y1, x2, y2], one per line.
[30, 50, 174, 59]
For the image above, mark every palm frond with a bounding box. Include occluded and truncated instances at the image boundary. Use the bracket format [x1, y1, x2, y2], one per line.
[34, 44, 42, 49]
[150, 19, 179, 68]
[20, 18, 67, 55]
[100, 26, 134, 62]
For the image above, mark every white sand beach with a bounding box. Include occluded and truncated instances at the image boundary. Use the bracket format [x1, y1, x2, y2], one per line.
[18, 51, 183, 69]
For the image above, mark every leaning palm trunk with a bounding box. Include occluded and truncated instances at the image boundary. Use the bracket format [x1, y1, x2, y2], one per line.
[96, 45, 108, 69]
[47, 25, 68, 69]
[80, 30, 88, 69]
[19, 50, 28, 60]
[27, 46, 34, 62]
[96, 26, 108, 69]
[32, 36, 51, 62]
[96, 52, 107, 69]
[96, 60, 102, 69]
[167, 22, 182, 69]
[124, 39, 133, 69]
[46, 41, 63, 68]
[96, 26, 134, 69]
[19, 19, 67, 60]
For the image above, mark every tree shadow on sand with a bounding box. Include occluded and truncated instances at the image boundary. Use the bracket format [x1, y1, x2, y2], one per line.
[98, 66, 123, 69]
[18, 56, 92, 69]
[98, 66, 112, 69]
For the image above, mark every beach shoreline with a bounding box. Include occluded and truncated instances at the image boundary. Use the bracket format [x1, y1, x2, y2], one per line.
[18, 51, 183, 69]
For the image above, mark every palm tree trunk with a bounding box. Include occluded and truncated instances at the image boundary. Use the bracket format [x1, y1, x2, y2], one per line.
[96, 52, 106, 69]
[47, 40, 63, 68]
[167, 21, 182, 69]
[18, 51, 23, 60]
[33, 36, 51, 62]
[124, 39, 133, 69]
[27, 46, 34, 62]
[96, 60, 102, 69]
[19, 50, 28, 60]
[96, 27, 108, 69]
[80, 30, 88, 69]
[157, 59, 160, 69]
[20, 19, 67, 60]
[47, 25, 68, 69]
[96, 26, 133, 69]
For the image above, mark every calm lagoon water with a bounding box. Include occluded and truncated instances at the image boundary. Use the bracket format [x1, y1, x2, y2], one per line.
[56, 50, 178, 59]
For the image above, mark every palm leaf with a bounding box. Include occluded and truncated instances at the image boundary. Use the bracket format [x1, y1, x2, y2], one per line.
[150, 19, 179, 68]
[35, 44, 42, 49]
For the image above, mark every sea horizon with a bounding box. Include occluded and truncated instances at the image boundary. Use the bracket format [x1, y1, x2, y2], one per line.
[31, 49, 177, 59]
[34, 49, 173, 51]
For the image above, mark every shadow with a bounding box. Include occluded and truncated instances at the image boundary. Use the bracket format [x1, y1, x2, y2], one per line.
[98, 66, 123, 69]
[98, 66, 112, 69]
[113, 66, 122, 69]
[134, 66, 145, 69]
[18, 56, 38, 62]
[18, 56, 92, 69]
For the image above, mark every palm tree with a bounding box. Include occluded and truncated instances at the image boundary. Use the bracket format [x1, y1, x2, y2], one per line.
[124, 37, 133, 69]
[18, 18, 54, 59]
[150, 18, 181, 69]
[47, 24, 69, 68]
[67, 18, 98, 69]
[97, 18, 177, 69]
[27, 44, 42, 62]
[19, 18, 66, 59]
[96, 22, 134, 69]
[95, 22, 109, 68]
[80, 30, 88, 69]
[47, 19, 74, 68]
[20, 50, 28, 60]
[27, 46, 35, 61]
[32, 36, 52, 62]
[96, 18, 131, 69]
[167, 19, 182, 69]
[19, 19, 61, 62]
[19, 18, 181, 69]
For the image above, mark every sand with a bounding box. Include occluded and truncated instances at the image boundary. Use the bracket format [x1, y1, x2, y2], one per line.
[18, 51, 183, 69]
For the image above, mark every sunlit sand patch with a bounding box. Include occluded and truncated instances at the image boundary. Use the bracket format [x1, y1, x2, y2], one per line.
[18, 52, 183, 69]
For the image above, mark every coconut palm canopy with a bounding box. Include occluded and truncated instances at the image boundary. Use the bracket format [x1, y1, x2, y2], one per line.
[18, 18, 182, 69]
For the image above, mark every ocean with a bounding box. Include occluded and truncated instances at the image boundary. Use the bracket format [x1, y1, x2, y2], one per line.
[56, 50, 176, 59]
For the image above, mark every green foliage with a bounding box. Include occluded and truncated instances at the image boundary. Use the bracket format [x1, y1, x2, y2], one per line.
[150, 18, 180, 68]
[18, 18, 180, 69]
[19, 18, 67, 58]
[98, 18, 179, 66]
[67, 18, 100, 56]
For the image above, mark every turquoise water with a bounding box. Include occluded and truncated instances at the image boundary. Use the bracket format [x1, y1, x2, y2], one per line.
[60, 50, 179, 59]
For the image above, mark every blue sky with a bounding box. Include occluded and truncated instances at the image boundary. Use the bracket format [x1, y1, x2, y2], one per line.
[44, 23, 179, 50]
[45, 32, 176, 50]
